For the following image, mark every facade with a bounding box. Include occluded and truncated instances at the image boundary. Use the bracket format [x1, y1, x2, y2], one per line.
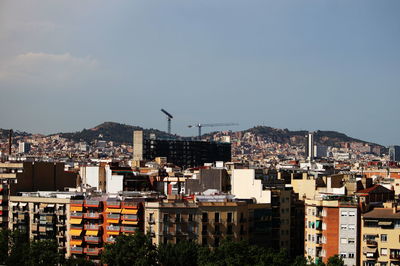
[305, 196, 359, 266]
[133, 131, 231, 168]
[185, 168, 231, 194]
[144, 197, 251, 247]
[69, 196, 144, 262]
[361, 202, 400, 266]
[18, 142, 31, 154]
[8, 194, 70, 257]
[389, 145, 400, 162]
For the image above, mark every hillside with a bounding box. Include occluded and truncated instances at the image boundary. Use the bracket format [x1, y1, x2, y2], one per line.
[0, 129, 31, 140]
[58, 122, 177, 144]
[246, 126, 382, 147]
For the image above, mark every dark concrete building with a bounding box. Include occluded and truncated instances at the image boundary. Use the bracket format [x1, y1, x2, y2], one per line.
[133, 131, 231, 168]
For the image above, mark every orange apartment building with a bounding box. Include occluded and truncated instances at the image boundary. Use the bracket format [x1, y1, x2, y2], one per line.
[69, 196, 144, 262]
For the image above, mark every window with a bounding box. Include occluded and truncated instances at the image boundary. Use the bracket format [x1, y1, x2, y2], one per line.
[348, 238, 355, 244]
[215, 212, 220, 223]
[202, 237, 208, 246]
[349, 211, 355, 216]
[341, 211, 348, 216]
[340, 253, 347, 258]
[215, 224, 220, 235]
[163, 213, 169, 222]
[202, 224, 207, 235]
[188, 213, 193, 222]
[149, 213, 154, 223]
[348, 224, 355, 230]
[380, 248, 387, 256]
[176, 213, 181, 222]
[340, 238, 347, 244]
[227, 212, 233, 223]
[381, 234, 387, 242]
[202, 213, 208, 222]
[348, 253, 354, 258]
[341, 224, 347, 230]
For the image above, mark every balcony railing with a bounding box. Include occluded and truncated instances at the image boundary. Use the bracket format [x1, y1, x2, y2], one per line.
[122, 215, 138, 220]
[84, 213, 100, 219]
[107, 225, 120, 232]
[121, 226, 138, 233]
[366, 240, 377, 246]
[84, 236, 100, 243]
[106, 201, 121, 208]
[107, 213, 120, 219]
[84, 248, 100, 255]
[70, 212, 83, 218]
[71, 247, 83, 254]
[84, 224, 100, 230]
[70, 200, 84, 205]
[122, 202, 138, 208]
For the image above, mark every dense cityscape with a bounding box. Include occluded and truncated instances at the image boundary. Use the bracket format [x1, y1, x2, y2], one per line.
[0, 125, 399, 265]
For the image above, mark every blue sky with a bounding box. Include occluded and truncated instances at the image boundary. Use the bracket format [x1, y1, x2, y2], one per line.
[0, 0, 399, 145]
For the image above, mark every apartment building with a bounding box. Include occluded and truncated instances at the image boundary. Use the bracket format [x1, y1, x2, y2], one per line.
[305, 195, 359, 266]
[144, 195, 250, 247]
[8, 193, 70, 257]
[69, 195, 144, 262]
[361, 202, 400, 266]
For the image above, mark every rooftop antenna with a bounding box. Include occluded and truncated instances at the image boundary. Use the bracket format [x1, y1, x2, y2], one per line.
[8, 129, 12, 156]
[161, 109, 173, 135]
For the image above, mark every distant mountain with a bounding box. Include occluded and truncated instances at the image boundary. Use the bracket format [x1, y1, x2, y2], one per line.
[58, 122, 177, 144]
[246, 126, 383, 147]
[0, 128, 31, 140]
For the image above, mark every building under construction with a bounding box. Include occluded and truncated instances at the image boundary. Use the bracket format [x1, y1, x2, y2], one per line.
[133, 131, 231, 168]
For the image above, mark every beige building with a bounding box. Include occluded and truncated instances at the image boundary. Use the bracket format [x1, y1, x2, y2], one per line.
[361, 202, 400, 266]
[144, 196, 250, 247]
[8, 193, 71, 257]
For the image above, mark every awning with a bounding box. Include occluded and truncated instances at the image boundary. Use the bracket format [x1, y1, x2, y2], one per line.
[122, 221, 138, 225]
[11, 202, 18, 207]
[20, 202, 27, 207]
[70, 206, 83, 212]
[378, 221, 392, 226]
[86, 230, 99, 236]
[107, 231, 120, 235]
[70, 219, 82, 225]
[47, 204, 55, 208]
[69, 229, 82, 236]
[105, 208, 121, 213]
[122, 209, 138, 214]
[40, 203, 48, 208]
[70, 240, 82, 246]
[107, 219, 119, 223]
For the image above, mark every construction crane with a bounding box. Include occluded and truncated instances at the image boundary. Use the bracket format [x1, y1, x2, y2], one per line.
[160, 109, 173, 134]
[188, 123, 238, 140]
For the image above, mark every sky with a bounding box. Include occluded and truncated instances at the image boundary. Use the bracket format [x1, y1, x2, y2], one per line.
[0, 0, 399, 145]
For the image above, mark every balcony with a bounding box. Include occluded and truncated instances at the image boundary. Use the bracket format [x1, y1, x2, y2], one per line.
[84, 224, 100, 230]
[70, 212, 83, 218]
[107, 225, 120, 232]
[84, 212, 100, 219]
[122, 214, 138, 221]
[84, 248, 100, 256]
[84, 200, 100, 207]
[122, 202, 138, 209]
[107, 213, 120, 220]
[121, 226, 138, 233]
[70, 247, 83, 254]
[84, 236, 101, 243]
[366, 240, 377, 246]
[105, 201, 121, 208]
[106, 237, 116, 243]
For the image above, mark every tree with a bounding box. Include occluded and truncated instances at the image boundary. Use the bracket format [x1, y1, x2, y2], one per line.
[101, 232, 157, 266]
[157, 240, 199, 266]
[6, 230, 30, 266]
[0, 229, 10, 265]
[326, 255, 344, 266]
[63, 257, 95, 266]
[27, 240, 61, 266]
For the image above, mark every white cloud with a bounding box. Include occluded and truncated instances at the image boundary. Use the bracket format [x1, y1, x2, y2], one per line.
[0, 52, 98, 85]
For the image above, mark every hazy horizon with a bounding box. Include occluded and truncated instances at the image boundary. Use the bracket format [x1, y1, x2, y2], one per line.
[1, 1, 399, 146]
